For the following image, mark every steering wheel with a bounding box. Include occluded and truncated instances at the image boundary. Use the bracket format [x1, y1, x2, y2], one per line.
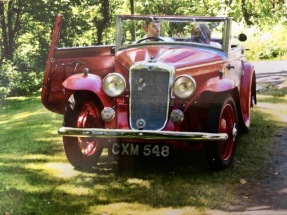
[136, 37, 165, 43]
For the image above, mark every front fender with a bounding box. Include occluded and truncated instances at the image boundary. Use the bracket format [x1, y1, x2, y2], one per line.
[239, 62, 256, 129]
[62, 73, 112, 107]
[184, 77, 236, 110]
[200, 77, 236, 93]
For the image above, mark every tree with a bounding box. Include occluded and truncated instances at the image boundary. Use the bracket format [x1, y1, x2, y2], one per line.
[130, 0, 135, 14]
[0, 0, 24, 62]
[94, 0, 110, 45]
[0, 0, 286, 98]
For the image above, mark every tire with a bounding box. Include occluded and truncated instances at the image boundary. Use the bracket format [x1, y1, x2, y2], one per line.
[205, 95, 238, 170]
[63, 93, 104, 172]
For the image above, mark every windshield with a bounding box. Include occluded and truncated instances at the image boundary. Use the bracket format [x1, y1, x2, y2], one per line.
[116, 15, 229, 52]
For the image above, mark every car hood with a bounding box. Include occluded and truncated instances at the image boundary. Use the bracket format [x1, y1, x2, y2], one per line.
[116, 45, 225, 71]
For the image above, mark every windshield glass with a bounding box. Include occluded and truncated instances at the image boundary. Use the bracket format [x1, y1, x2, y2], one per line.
[116, 16, 228, 51]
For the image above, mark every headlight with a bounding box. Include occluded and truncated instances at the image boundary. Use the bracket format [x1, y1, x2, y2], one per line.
[103, 73, 126, 97]
[173, 75, 196, 99]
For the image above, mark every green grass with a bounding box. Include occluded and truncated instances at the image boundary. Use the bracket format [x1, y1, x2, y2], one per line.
[0, 92, 286, 214]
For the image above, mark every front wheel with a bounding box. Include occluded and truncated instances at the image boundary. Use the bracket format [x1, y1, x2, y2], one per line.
[63, 94, 104, 171]
[205, 95, 238, 170]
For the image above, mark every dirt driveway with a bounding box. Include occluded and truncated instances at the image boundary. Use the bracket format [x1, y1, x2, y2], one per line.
[255, 60, 287, 89]
[234, 61, 287, 215]
[231, 128, 287, 215]
[209, 61, 287, 215]
[208, 128, 287, 215]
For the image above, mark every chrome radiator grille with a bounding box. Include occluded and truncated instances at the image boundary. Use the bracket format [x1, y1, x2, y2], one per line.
[130, 66, 171, 130]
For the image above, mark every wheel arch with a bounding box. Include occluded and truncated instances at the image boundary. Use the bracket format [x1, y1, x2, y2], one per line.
[207, 88, 250, 135]
[187, 73, 254, 134]
[239, 62, 256, 132]
[62, 90, 105, 172]
[204, 93, 238, 170]
[185, 77, 237, 111]
[187, 87, 246, 134]
[62, 73, 113, 108]
[72, 90, 104, 109]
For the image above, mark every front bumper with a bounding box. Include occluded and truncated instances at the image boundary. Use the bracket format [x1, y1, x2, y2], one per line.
[58, 127, 228, 141]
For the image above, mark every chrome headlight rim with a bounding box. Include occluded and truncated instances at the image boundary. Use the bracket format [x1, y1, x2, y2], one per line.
[173, 75, 196, 99]
[103, 73, 126, 97]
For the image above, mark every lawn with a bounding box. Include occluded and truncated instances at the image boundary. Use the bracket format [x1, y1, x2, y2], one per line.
[0, 92, 286, 215]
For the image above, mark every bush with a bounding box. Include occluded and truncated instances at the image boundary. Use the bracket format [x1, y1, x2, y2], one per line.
[0, 60, 42, 99]
[243, 23, 287, 61]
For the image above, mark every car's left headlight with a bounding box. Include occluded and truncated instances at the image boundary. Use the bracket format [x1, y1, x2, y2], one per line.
[103, 73, 126, 97]
[173, 75, 196, 99]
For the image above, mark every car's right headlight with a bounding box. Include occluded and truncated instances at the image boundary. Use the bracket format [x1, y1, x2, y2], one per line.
[173, 75, 196, 99]
[103, 73, 126, 97]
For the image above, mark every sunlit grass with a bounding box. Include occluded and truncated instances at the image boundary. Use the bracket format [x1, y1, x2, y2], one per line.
[90, 203, 203, 215]
[256, 93, 287, 123]
[0, 93, 286, 214]
[127, 178, 151, 189]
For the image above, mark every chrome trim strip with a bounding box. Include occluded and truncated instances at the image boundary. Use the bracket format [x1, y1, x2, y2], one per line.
[176, 60, 224, 72]
[58, 127, 228, 141]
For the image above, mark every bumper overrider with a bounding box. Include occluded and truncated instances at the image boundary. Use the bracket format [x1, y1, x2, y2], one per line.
[58, 127, 228, 141]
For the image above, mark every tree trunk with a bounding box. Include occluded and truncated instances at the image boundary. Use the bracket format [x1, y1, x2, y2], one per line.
[130, 0, 134, 14]
[0, 1, 8, 62]
[95, 0, 110, 45]
[130, 0, 136, 41]
[241, 0, 253, 26]
[0, 0, 23, 61]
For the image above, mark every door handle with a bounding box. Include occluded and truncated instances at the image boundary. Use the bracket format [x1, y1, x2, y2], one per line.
[226, 64, 235, 70]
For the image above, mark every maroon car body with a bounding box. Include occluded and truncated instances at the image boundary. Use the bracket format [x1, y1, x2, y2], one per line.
[41, 15, 256, 171]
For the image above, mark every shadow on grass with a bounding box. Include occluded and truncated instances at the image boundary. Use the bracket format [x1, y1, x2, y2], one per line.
[1, 96, 286, 214]
[227, 103, 287, 213]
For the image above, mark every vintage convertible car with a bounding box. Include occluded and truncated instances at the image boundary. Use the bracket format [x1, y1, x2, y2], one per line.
[41, 15, 256, 171]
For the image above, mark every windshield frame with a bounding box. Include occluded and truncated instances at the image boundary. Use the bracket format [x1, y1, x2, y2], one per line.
[115, 15, 231, 54]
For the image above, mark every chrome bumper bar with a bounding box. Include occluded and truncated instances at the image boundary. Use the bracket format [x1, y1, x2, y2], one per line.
[58, 127, 228, 141]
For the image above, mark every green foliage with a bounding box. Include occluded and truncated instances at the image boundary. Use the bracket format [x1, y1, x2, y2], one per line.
[0, 60, 42, 99]
[244, 22, 287, 61]
[258, 85, 287, 97]
[1, 0, 287, 97]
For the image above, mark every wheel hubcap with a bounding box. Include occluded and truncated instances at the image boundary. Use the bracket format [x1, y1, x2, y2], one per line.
[218, 104, 235, 160]
[77, 103, 101, 156]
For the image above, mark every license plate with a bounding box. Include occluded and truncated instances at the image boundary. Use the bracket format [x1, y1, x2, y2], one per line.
[111, 143, 170, 157]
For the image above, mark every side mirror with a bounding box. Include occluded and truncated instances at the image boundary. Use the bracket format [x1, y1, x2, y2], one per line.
[238, 33, 247, 42]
